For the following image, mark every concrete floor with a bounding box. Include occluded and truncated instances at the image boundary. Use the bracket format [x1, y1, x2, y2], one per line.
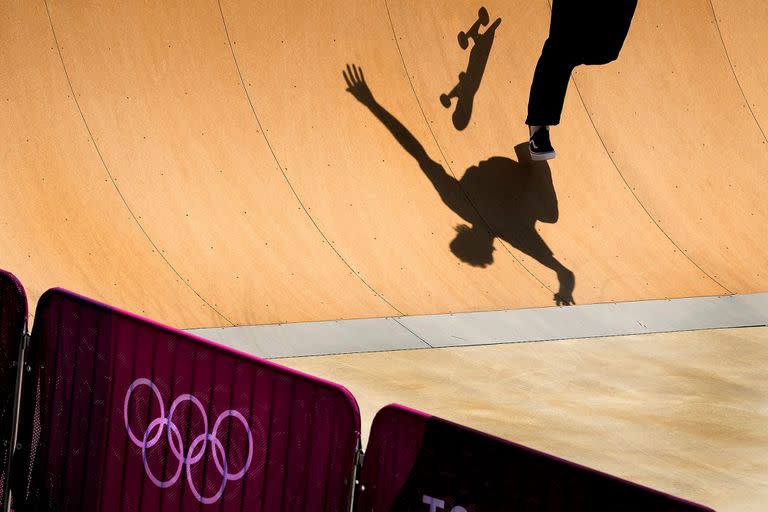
[279, 327, 768, 512]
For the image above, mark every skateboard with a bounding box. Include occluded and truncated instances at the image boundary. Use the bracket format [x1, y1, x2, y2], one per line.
[440, 8, 501, 130]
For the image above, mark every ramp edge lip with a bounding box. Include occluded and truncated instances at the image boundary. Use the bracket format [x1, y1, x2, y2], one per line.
[188, 292, 768, 358]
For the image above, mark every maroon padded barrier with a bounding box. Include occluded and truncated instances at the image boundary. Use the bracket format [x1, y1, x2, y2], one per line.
[357, 404, 715, 512]
[0, 270, 27, 510]
[14, 289, 360, 511]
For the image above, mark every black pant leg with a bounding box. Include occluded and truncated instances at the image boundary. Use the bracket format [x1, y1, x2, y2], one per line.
[526, 0, 581, 126]
[525, 37, 576, 126]
[526, 0, 637, 126]
[581, 0, 639, 64]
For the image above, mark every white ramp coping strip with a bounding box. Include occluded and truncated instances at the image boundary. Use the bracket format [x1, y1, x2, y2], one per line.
[188, 293, 768, 358]
[190, 316, 430, 359]
[400, 293, 768, 348]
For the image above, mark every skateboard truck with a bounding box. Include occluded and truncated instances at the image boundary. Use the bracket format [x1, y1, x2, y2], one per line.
[457, 7, 490, 50]
[440, 72, 466, 108]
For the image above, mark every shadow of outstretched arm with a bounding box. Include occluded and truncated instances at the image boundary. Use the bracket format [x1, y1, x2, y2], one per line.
[343, 64, 451, 188]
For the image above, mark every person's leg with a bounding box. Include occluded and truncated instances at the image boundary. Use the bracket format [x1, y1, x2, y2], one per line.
[526, 37, 573, 161]
[581, 0, 639, 65]
[525, 37, 576, 128]
[525, 0, 582, 160]
[526, 0, 582, 128]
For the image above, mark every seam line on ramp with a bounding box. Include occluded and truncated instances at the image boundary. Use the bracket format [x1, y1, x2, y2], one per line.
[706, 0, 768, 144]
[41, 0, 234, 326]
[216, 0, 403, 317]
[391, 317, 434, 348]
[383, 0, 555, 300]
[567, 77, 731, 294]
[542, 0, 732, 294]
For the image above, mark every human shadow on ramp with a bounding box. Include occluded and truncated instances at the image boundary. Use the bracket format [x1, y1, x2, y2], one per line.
[344, 65, 574, 305]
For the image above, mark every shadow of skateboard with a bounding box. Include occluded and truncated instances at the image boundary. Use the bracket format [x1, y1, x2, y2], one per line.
[440, 7, 502, 131]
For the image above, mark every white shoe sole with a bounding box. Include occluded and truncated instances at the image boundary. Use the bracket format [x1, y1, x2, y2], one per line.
[529, 149, 556, 161]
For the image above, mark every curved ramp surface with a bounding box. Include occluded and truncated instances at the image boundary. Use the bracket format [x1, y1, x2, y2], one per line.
[1, 0, 766, 328]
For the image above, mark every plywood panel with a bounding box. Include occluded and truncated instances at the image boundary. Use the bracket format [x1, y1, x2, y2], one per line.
[0, 1, 214, 326]
[219, 0, 554, 316]
[574, 0, 768, 293]
[39, 0, 395, 326]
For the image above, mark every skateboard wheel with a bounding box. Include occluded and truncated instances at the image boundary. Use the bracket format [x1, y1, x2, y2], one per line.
[478, 7, 489, 26]
[440, 94, 452, 108]
[457, 31, 469, 50]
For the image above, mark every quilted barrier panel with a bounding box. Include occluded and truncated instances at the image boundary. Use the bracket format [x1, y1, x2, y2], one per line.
[357, 404, 714, 511]
[0, 270, 27, 509]
[15, 289, 360, 511]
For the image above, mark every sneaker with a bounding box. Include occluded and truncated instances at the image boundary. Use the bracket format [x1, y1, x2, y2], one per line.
[529, 128, 556, 161]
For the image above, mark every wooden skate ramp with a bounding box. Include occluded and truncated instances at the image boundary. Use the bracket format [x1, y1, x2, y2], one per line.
[1, 0, 766, 328]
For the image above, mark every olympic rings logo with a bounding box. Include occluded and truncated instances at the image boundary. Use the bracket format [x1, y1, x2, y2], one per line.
[124, 378, 254, 504]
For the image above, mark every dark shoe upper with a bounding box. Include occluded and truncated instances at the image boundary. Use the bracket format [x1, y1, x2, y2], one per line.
[529, 128, 555, 154]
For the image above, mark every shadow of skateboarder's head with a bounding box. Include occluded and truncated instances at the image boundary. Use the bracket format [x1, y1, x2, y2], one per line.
[450, 224, 496, 268]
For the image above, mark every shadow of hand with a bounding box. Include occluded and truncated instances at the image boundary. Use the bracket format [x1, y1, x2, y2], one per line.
[343, 64, 375, 105]
[554, 268, 575, 306]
